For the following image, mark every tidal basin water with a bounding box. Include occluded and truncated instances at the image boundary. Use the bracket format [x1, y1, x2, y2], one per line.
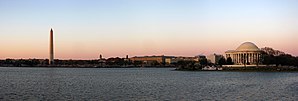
[0, 67, 297, 100]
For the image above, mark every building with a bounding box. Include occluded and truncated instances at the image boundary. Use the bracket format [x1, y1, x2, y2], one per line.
[195, 55, 207, 61]
[165, 57, 177, 64]
[225, 42, 262, 65]
[49, 28, 54, 64]
[130, 55, 174, 64]
[166, 57, 196, 64]
[207, 54, 224, 64]
[165, 55, 207, 64]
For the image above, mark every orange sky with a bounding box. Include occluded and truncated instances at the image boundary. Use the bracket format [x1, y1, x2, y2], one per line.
[0, 0, 297, 59]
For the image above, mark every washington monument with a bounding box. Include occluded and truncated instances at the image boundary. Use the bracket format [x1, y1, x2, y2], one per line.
[49, 28, 54, 64]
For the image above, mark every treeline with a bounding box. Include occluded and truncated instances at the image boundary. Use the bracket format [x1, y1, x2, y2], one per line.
[0, 57, 168, 67]
[263, 54, 298, 67]
[261, 47, 298, 67]
[0, 59, 102, 67]
[0, 59, 47, 67]
[174, 58, 209, 70]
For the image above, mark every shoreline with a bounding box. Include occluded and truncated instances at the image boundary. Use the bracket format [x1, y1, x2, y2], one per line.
[1, 66, 298, 72]
[0, 66, 175, 69]
[175, 66, 298, 72]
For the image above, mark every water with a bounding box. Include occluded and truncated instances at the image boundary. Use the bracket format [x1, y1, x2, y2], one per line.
[0, 67, 297, 100]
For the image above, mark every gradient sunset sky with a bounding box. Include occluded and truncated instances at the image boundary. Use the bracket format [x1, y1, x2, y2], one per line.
[0, 0, 297, 59]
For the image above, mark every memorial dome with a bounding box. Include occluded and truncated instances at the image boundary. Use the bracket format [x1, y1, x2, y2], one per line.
[236, 42, 260, 51]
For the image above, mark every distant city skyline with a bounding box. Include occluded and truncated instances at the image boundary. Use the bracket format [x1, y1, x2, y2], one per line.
[0, 0, 297, 59]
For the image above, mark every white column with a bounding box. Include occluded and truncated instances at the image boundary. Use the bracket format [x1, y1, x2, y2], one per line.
[249, 53, 251, 64]
[254, 53, 256, 64]
[249, 53, 251, 63]
[251, 53, 253, 63]
[245, 53, 247, 64]
[248, 53, 250, 64]
[235, 54, 237, 64]
[240, 53, 242, 64]
[242, 53, 244, 64]
[237, 54, 239, 64]
[239, 53, 241, 64]
[256, 53, 259, 63]
[236, 54, 238, 64]
[244, 53, 246, 64]
[233, 54, 235, 63]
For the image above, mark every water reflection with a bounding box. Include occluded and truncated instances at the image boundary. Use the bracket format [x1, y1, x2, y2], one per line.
[0, 67, 297, 100]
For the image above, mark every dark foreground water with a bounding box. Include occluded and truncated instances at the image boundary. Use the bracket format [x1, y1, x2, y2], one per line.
[0, 67, 297, 100]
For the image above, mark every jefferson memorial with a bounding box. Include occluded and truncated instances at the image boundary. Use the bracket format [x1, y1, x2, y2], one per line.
[225, 42, 262, 65]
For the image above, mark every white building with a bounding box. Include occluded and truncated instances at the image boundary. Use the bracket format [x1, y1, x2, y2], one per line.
[225, 42, 263, 65]
[165, 56, 205, 64]
[207, 54, 224, 64]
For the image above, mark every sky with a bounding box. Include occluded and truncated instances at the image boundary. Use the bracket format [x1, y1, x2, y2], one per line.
[0, 0, 297, 59]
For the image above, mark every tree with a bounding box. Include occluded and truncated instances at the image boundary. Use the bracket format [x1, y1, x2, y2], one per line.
[200, 58, 208, 66]
[277, 54, 295, 66]
[175, 60, 196, 70]
[263, 54, 275, 66]
[133, 61, 143, 66]
[150, 61, 159, 66]
[226, 57, 233, 65]
[295, 57, 298, 67]
[263, 54, 297, 67]
[218, 57, 226, 67]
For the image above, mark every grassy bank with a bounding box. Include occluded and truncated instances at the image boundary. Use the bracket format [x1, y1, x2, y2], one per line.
[175, 66, 298, 72]
[222, 66, 298, 72]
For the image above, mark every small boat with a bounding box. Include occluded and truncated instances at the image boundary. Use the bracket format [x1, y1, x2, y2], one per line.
[202, 66, 222, 71]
